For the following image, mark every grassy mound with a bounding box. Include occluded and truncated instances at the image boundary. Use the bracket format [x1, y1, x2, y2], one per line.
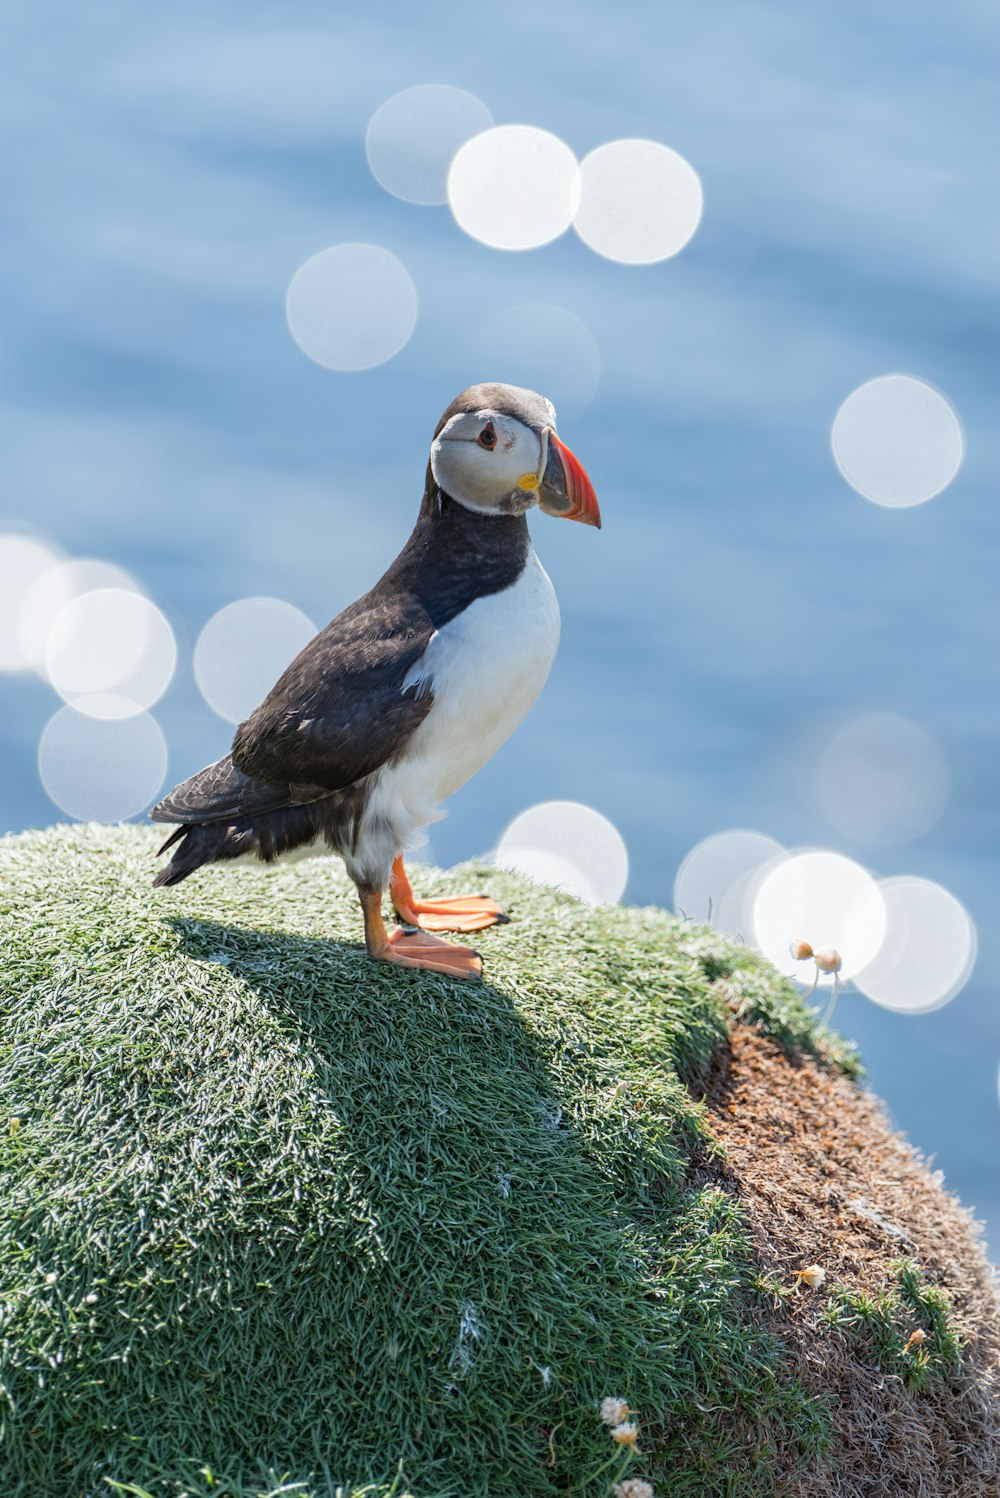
[0, 824, 995, 1498]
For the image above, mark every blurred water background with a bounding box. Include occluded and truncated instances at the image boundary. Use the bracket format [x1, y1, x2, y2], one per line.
[2, 3, 997, 1256]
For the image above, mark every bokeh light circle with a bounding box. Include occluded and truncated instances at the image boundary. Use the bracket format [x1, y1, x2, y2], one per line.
[494, 800, 628, 904]
[46, 589, 177, 719]
[831, 375, 963, 507]
[674, 829, 786, 935]
[195, 597, 316, 725]
[39, 707, 168, 822]
[853, 877, 976, 1013]
[448, 126, 579, 251]
[286, 244, 418, 371]
[366, 84, 493, 205]
[752, 850, 886, 983]
[573, 139, 703, 264]
[17, 559, 142, 678]
[815, 711, 949, 846]
[0, 535, 65, 671]
[475, 303, 600, 423]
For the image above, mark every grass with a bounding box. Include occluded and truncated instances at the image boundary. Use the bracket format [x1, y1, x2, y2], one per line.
[819, 1259, 964, 1393]
[0, 823, 878, 1495]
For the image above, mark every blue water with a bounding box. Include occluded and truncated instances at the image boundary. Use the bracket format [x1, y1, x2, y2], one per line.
[2, 3, 997, 1256]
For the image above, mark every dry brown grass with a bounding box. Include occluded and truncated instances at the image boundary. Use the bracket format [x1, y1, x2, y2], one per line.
[698, 1022, 1000, 1497]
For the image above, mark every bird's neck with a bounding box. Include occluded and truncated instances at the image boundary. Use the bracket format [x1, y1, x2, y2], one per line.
[417, 470, 529, 547]
[381, 482, 531, 624]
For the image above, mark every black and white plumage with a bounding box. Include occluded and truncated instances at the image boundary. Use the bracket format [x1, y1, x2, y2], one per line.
[152, 383, 600, 978]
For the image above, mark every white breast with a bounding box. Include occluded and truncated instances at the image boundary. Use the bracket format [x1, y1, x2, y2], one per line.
[358, 549, 560, 874]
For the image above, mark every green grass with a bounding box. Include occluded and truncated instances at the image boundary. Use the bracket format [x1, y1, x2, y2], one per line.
[819, 1259, 963, 1392]
[0, 823, 851, 1497]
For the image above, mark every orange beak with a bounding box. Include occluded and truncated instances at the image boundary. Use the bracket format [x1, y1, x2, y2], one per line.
[538, 430, 601, 529]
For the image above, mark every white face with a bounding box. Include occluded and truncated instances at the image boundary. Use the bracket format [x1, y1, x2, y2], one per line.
[430, 409, 548, 516]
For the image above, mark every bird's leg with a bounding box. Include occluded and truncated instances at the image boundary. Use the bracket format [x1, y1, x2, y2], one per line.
[359, 883, 482, 980]
[389, 855, 508, 933]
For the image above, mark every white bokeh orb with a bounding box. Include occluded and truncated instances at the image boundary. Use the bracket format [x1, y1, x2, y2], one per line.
[815, 711, 949, 847]
[286, 244, 418, 371]
[17, 559, 141, 678]
[853, 876, 976, 1013]
[752, 849, 886, 984]
[46, 589, 177, 720]
[39, 706, 168, 822]
[674, 829, 785, 935]
[366, 84, 493, 205]
[448, 126, 579, 251]
[494, 846, 599, 903]
[831, 375, 964, 507]
[494, 800, 628, 905]
[194, 597, 316, 725]
[475, 303, 600, 422]
[0, 535, 65, 672]
[573, 139, 703, 264]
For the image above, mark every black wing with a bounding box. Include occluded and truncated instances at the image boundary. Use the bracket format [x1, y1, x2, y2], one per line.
[150, 753, 327, 826]
[151, 598, 434, 828]
[229, 590, 436, 792]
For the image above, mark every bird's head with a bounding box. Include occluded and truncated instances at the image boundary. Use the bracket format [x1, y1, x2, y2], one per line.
[429, 382, 600, 529]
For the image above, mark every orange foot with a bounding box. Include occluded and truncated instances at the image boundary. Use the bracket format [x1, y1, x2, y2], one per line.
[390, 855, 508, 933]
[384, 925, 482, 980]
[359, 886, 482, 980]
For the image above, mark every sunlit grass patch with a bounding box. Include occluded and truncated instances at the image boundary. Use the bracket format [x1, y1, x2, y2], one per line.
[0, 824, 862, 1496]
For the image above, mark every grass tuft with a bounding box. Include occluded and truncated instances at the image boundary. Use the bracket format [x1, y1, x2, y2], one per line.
[819, 1258, 964, 1392]
[0, 825, 860, 1496]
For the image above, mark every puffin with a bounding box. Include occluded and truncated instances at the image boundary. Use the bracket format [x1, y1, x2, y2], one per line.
[151, 383, 600, 979]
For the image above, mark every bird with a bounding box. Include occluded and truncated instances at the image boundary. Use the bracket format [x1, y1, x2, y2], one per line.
[151, 383, 600, 980]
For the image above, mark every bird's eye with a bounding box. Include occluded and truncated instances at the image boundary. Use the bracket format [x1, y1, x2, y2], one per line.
[477, 423, 497, 450]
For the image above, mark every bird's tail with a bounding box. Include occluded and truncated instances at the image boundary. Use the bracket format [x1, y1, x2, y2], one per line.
[150, 752, 306, 888]
[150, 753, 344, 887]
[152, 823, 238, 887]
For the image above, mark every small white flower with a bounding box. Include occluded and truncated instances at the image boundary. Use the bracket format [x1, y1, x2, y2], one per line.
[794, 1264, 826, 1290]
[44, 1272, 57, 1286]
[610, 1422, 641, 1451]
[600, 1396, 632, 1425]
[812, 947, 842, 974]
[615, 1480, 655, 1498]
[84, 1292, 99, 1304]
